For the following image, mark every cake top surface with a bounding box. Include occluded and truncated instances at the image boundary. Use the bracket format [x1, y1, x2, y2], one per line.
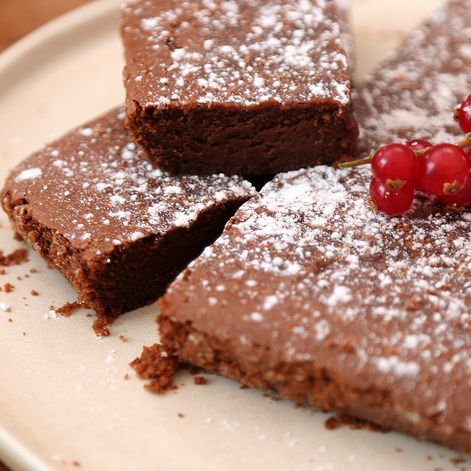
[121, 0, 352, 107]
[164, 165, 471, 432]
[355, 0, 471, 151]
[161, 0, 471, 436]
[2, 108, 255, 255]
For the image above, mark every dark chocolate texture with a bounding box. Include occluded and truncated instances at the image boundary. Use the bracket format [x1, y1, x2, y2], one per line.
[1, 108, 255, 323]
[121, 0, 358, 175]
[156, 0, 471, 453]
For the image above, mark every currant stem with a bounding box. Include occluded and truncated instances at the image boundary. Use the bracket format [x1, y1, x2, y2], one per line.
[456, 133, 471, 148]
[338, 151, 375, 169]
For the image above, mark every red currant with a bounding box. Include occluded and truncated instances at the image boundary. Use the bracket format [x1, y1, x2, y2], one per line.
[370, 178, 415, 216]
[440, 177, 471, 207]
[457, 94, 471, 133]
[405, 139, 432, 153]
[417, 144, 471, 197]
[440, 147, 471, 207]
[371, 144, 418, 190]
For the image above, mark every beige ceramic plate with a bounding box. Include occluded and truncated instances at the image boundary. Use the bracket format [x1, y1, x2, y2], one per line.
[0, 0, 469, 470]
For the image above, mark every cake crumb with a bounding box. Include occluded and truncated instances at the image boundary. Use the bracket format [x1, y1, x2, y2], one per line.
[72, 461, 81, 468]
[193, 376, 208, 385]
[56, 300, 83, 317]
[3, 283, 14, 293]
[119, 335, 127, 343]
[0, 248, 28, 266]
[325, 415, 389, 433]
[8, 318, 13, 323]
[177, 412, 185, 418]
[130, 344, 179, 394]
[30, 267, 38, 274]
[22, 331, 26, 336]
[451, 457, 467, 467]
[124, 373, 129, 380]
[93, 318, 110, 337]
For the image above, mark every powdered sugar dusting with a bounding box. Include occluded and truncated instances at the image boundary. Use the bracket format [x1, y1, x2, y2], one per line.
[163, 0, 471, 439]
[168, 165, 471, 431]
[122, 0, 352, 106]
[14, 168, 42, 182]
[7, 108, 255, 252]
[355, 0, 471, 149]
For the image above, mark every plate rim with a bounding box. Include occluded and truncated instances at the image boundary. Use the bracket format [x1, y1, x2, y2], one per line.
[0, 3, 120, 469]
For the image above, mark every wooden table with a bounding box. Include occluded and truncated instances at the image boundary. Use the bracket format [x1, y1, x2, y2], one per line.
[0, 1, 92, 469]
[0, 0, 93, 52]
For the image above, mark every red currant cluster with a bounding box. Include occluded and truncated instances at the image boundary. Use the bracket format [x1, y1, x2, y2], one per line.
[341, 94, 471, 216]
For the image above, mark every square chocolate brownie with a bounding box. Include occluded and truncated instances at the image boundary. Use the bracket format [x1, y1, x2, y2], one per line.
[155, 0, 471, 453]
[121, 0, 358, 175]
[1, 108, 255, 325]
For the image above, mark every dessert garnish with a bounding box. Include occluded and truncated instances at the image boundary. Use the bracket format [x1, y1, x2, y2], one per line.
[340, 94, 471, 216]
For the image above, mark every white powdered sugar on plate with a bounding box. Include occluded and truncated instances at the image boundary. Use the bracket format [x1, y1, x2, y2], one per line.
[122, 0, 352, 106]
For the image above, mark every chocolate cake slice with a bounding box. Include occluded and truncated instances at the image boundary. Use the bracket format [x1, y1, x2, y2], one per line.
[155, 0, 471, 453]
[121, 0, 358, 175]
[1, 108, 255, 324]
[355, 0, 471, 150]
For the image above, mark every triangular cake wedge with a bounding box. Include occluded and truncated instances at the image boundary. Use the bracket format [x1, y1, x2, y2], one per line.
[156, 0, 471, 453]
[1, 108, 255, 327]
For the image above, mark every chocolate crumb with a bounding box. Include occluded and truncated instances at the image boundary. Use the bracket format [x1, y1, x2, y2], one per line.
[325, 415, 389, 433]
[451, 457, 467, 466]
[119, 335, 127, 343]
[177, 412, 185, 418]
[31, 290, 39, 296]
[8, 318, 13, 323]
[0, 269, 6, 275]
[130, 344, 179, 394]
[193, 376, 208, 385]
[92, 318, 110, 337]
[72, 461, 81, 468]
[124, 373, 129, 380]
[22, 332, 26, 336]
[395, 448, 403, 453]
[56, 301, 83, 317]
[3, 283, 14, 293]
[0, 249, 28, 266]
[30, 268, 38, 274]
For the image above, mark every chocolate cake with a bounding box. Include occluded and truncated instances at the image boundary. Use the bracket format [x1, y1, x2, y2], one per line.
[155, 0, 471, 453]
[121, 0, 358, 175]
[1, 108, 255, 323]
[355, 0, 471, 151]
